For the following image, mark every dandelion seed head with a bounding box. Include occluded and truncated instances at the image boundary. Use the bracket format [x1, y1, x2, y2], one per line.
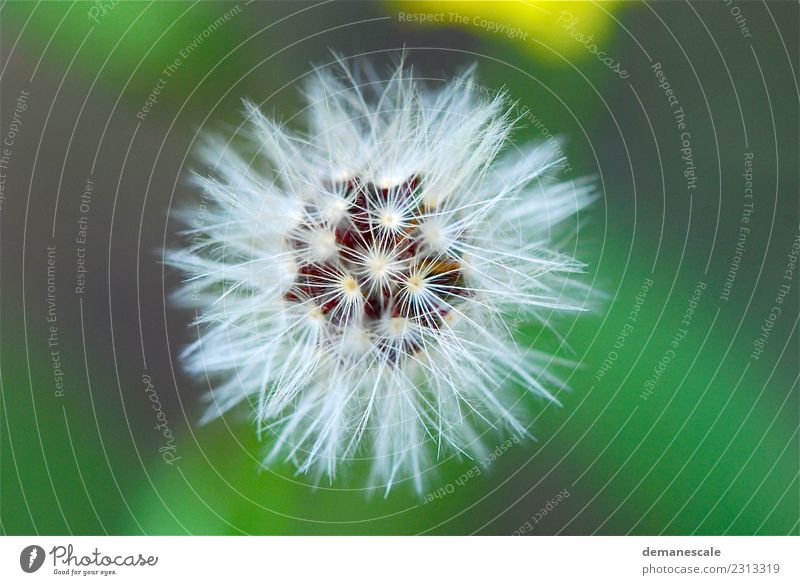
[169, 57, 596, 494]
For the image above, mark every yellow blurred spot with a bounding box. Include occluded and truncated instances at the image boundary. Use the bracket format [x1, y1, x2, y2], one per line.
[390, 1, 622, 62]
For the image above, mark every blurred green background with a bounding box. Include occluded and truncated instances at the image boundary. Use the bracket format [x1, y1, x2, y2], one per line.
[1, 0, 797, 535]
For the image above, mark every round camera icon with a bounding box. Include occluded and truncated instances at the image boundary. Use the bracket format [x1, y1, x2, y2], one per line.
[20, 545, 46, 573]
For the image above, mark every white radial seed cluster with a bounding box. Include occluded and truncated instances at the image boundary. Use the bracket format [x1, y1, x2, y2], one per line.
[168, 59, 595, 494]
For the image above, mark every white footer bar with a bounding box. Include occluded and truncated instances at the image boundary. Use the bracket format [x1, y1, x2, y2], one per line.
[1, 536, 796, 583]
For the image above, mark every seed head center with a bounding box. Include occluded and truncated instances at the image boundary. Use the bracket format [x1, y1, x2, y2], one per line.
[368, 254, 389, 275]
[406, 274, 424, 292]
[379, 210, 399, 229]
[282, 174, 470, 364]
[341, 275, 360, 295]
[389, 316, 409, 336]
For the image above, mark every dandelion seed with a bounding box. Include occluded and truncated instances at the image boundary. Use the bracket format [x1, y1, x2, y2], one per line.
[168, 57, 596, 494]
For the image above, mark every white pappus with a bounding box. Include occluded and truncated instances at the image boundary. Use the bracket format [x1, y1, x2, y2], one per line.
[168, 58, 596, 495]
